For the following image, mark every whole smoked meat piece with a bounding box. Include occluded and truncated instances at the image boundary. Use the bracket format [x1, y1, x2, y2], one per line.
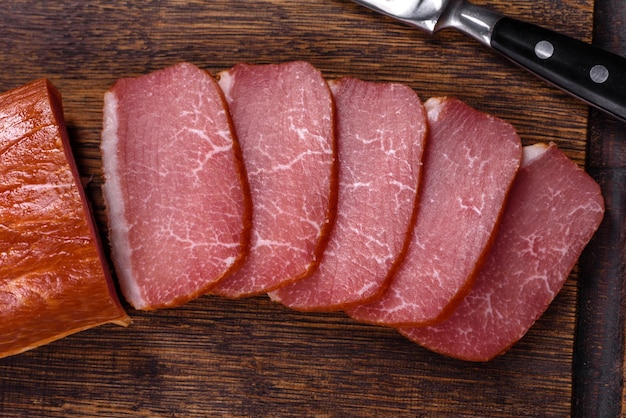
[270, 78, 426, 310]
[400, 143, 604, 361]
[0, 79, 129, 359]
[347, 97, 522, 326]
[101, 62, 251, 309]
[211, 61, 337, 298]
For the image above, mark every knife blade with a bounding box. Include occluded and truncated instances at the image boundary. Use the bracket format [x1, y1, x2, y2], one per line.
[352, 0, 626, 122]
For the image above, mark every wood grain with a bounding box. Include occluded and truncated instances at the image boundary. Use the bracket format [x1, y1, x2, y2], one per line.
[572, 0, 626, 415]
[0, 0, 613, 416]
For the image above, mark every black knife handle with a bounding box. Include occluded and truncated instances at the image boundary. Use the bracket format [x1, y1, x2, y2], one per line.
[491, 17, 626, 121]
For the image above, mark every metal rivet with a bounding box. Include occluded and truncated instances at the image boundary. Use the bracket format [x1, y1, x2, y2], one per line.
[590, 64, 609, 83]
[534, 40, 554, 59]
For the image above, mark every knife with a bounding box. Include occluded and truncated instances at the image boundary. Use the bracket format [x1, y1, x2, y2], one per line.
[352, 0, 626, 122]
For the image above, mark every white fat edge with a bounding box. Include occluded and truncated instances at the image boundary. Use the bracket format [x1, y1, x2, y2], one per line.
[327, 78, 340, 95]
[217, 70, 235, 104]
[101, 91, 146, 309]
[266, 289, 281, 302]
[424, 97, 445, 123]
[522, 142, 550, 167]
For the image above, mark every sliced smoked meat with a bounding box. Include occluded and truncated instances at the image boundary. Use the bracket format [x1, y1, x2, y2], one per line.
[0, 79, 129, 358]
[399, 143, 604, 361]
[269, 77, 426, 310]
[101, 62, 251, 310]
[210, 61, 337, 298]
[347, 97, 522, 326]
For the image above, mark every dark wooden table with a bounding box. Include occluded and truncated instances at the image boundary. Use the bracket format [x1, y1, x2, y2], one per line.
[0, 1, 623, 416]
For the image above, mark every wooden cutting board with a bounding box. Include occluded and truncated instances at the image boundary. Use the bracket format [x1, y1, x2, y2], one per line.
[0, 1, 623, 416]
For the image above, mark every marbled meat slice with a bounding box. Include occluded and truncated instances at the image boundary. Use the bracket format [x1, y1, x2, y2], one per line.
[347, 97, 522, 326]
[400, 143, 604, 361]
[101, 62, 251, 310]
[0, 79, 130, 358]
[211, 61, 337, 298]
[269, 78, 426, 310]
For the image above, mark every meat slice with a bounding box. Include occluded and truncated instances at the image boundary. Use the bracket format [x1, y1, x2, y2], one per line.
[269, 78, 426, 310]
[101, 62, 251, 310]
[399, 143, 604, 361]
[210, 61, 337, 298]
[347, 97, 522, 326]
[0, 79, 130, 358]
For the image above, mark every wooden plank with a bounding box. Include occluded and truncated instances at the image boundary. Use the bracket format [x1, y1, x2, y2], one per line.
[0, 1, 605, 416]
[572, 0, 626, 415]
